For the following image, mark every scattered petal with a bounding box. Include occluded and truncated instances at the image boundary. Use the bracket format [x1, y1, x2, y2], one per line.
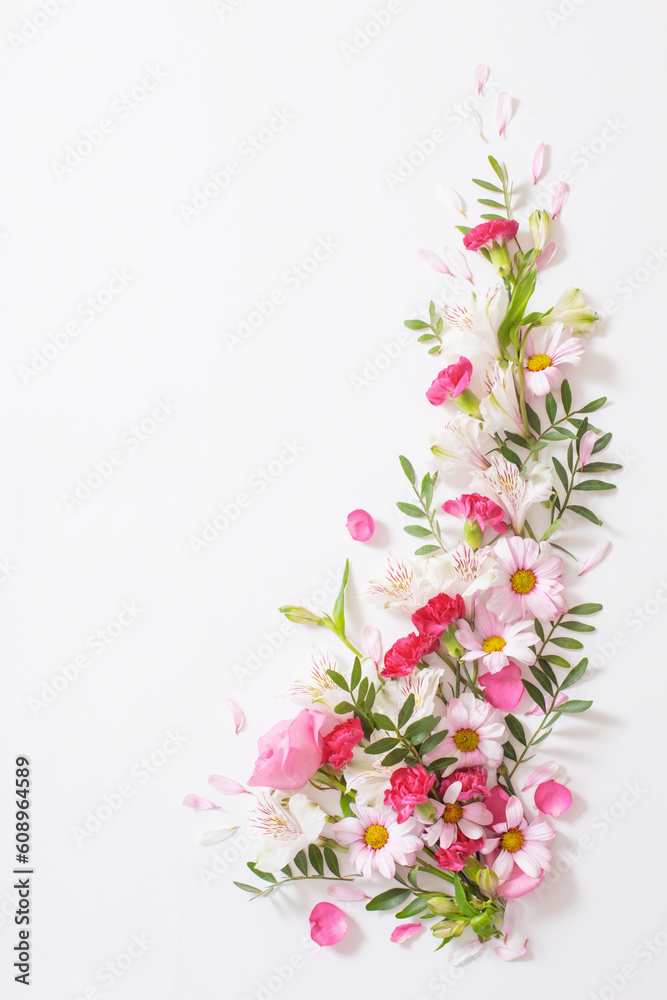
[449, 939, 485, 964]
[532, 142, 546, 184]
[534, 242, 557, 273]
[309, 902, 348, 946]
[494, 940, 528, 961]
[437, 183, 466, 217]
[198, 827, 238, 846]
[327, 883, 368, 902]
[578, 429, 597, 469]
[551, 181, 569, 219]
[534, 779, 572, 817]
[346, 509, 375, 542]
[208, 775, 247, 795]
[463, 108, 486, 142]
[226, 698, 244, 735]
[363, 626, 382, 666]
[391, 923, 422, 943]
[417, 248, 450, 274]
[479, 663, 524, 711]
[502, 899, 517, 938]
[496, 92, 513, 137]
[579, 540, 611, 576]
[442, 247, 473, 283]
[474, 64, 489, 96]
[182, 794, 220, 810]
[523, 761, 559, 790]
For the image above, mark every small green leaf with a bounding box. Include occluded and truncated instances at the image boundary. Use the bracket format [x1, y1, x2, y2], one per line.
[418, 730, 447, 755]
[397, 502, 425, 518]
[334, 701, 355, 714]
[472, 177, 503, 192]
[340, 793, 355, 818]
[561, 658, 588, 689]
[332, 559, 349, 634]
[550, 636, 584, 649]
[561, 379, 572, 413]
[405, 715, 438, 743]
[478, 198, 506, 209]
[533, 728, 552, 744]
[582, 462, 622, 473]
[502, 740, 517, 762]
[578, 397, 607, 413]
[414, 544, 440, 556]
[323, 847, 341, 877]
[453, 874, 476, 917]
[592, 432, 612, 454]
[559, 699, 593, 714]
[569, 504, 602, 525]
[526, 405, 541, 434]
[404, 319, 431, 330]
[396, 898, 428, 918]
[366, 888, 412, 911]
[247, 862, 277, 884]
[500, 445, 522, 467]
[529, 664, 553, 695]
[404, 524, 432, 537]
[573, 480, 616, 491]
[568, 603, 602, 615]
[398, 693, 416, 729]
[488, 155, 505, 182]
[381, 747, 409, 767]
[541, 519, 562, 541]
[552, 457, 569, 491]
[541, 655, 570, 670]
[293, 850, 308, 876]
[523, 680, 546, 713]
[545, 392, 557, 424]
[327, 669, 349, 691]
[308, 844, 324, 875]
[505, 714, 527, 746]
[350, 657, 362, 690]
[364, 737, 400, 755]
[399, 455, 416, 486]
[426, 756, 458, 772]
[534, 618, 545, 641]
[234, 881, 260, 894]
[373, 713, 395, 731]
[560, 621, 595, 632]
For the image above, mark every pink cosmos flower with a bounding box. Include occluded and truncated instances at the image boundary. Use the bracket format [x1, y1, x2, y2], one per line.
[322, 718, 364, 770]
[384, 765, 435, 822]
[333, 805, 424, 880]
[411, 593, 466, 639]
[463, 219, 519, 252]
[442, 493, 508, 534]
[456, 603, 538, 672]
[382, 632, 438, 678]
[346, 508, 375, 541]
[523, 323, 584, 399]
[438, 692, 505, 769]
[481, 795, 555, 884]
[309, 902, 348, 946]
[247, 709, 326, 790]
[440, 767, 488, 803]
[434, 832, 479, 872]
[426, 357, 473, 405]
[486, 536, 566, 623]
[478, 663, 524, 711]
[424, 779, 492, 849]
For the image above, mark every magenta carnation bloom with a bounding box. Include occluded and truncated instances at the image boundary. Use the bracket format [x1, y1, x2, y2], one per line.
[434, 832, 479, 872]
[322, 717, 364, 770]
[442, 492, 508, 533]
[426, 357, 473, 405]
[463, 219, 519, 252]
[381, 633, 438, 678]
[384, 765, 435, 823]
[440, 767, 489, 803]
[411, 593, 466, 639]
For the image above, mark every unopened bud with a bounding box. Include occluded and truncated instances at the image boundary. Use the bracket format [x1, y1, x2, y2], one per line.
[278, 605, 325, 626]
[477, 867, 500, 898]
[463, 519, 483, 550]
[431, 918, 466, 939]
[427, 895, 459, 916]
[442, 624, 464, 658]
[529, 209, 550, 252]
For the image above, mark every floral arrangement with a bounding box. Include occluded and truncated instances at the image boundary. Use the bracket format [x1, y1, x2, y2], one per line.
[184, 70, 619, 962]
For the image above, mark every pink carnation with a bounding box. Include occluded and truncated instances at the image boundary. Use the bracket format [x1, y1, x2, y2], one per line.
[463, 219, 519, 252]
[384, 765, 435, 823]
[440, 767, 489, 803]
[382, 633, 438, 678]
[411, 593, 466, 639]
[442, 493, 508, 533]
[322, 718, 364, 770]
[426, 357, 472, 405]
[434, 833, 479, 871]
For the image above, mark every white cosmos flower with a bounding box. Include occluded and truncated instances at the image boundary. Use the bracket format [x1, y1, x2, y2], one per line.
[249, 792, 327, 873]
[364, 552, 438, 615]
[471, 455, 553, 532]
[429, 413, 493, 473]
[479, 361, 524, 435]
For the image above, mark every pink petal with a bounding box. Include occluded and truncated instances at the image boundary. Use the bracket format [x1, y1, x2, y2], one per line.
[534, 779, 572, 817]
[442, 247, 473, 283]
[309, 902, 348, 947]
[327, 884, 368, 902]
[578, 429, 597, 469]
[579, 540, 611, 576]
[532, 142, 546, 184]
[391, 923, 422, 943]
[417, 248, 450, 274]
[207, 775, 247, 795]
[182, 794, 220, 810]
[534, 242, 557, 273]
[551, 182, 569, 219]
[474, 64, 489, 96]
[346, 509, 375, 542]
[479, 663, 524, 711]
[226, 698, 244, 735]
[363, 626, 382, 665]
[495, 940, 528, 961]
[522, 761, 559, 791]
[496, 92, 513, 137]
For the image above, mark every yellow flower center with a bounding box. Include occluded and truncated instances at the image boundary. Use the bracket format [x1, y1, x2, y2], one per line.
[454, 728, 479, 752]
[364, 824, 389, 850]
[482, 635, 506, 654]
[442, 802, 463, 824]
[510, 569, 536, 594]
[500, 828, 524, 853]
[527, 353, 552, 372]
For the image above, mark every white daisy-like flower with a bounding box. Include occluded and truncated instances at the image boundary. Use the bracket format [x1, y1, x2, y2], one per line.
[481, 795, 554, 882]
[424, 780, 493, 849]
[249, 792, 327, 873]
[437, 692, 506, 770]
[486, 536, 566, 623]
[333, 805, 424, 880]
[523, 323, 584, 399]
[456, 602, 539, 673]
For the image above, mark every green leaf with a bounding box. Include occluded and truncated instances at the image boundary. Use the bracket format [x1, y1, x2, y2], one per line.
[350, 657, 362, 690]
[419, 730, 447, 755]
[500, 445, 522, 467]
[592, 432, 612, 454]
[405, 715, 438, 743]
[578, 396, 607, 413]
[417, 333, 436, 342]
[534, 618, 545, 641]
[569, 504, 603, 525]
[404, 524, 433, 537]
[414, 544, 440, 556]
[488, 155, 505, 182]
[545, 392, 557, 424]
[505, 431, 531, 449]
[541, 519, 562, 541]
[323, 847, 341, 877]
[373, 713, 395, 731]
[455, 225, 472, 235]
[366, 888, 412, 911]
[426, 756, 458, 772]
[364, 737, 400, 755]
[381, 747, 409, 767]
[523, 680, 546, 713]
[559, 699, 593, 714]
[496, 268, 536, 351]
[502, 740, 517, 762]
[552, 457, 569, 491]
[567, 440, 575, 472]
[550, 636, 584, 649]
[327, 669, 349, 691]
[541, 655, 570, 670]
[404, 319, 431, 330]
[397, 502, 425, 518]
[543, 429, 574, 441]
[453, 874, 476, 917]
[340, 793, 355, 818]
[560, 620, 595, 632]
[561, 379, 572, 413]
[538, 659, 559, 685]
[247, 862, 277, 883]
[234, 881, 260, 894]
[478, 198, 506, 209]
[505, 714, 527, 746]
[573, 480, 616, 492]
[472, 177, 503, 192]
[398, 693, 416, 729]
[396, 897, 429, 918]
[293, 850, 308, 876]
[529, 664, 553, 695]
[399, 455, 416, 486]
[334, 701, 355, 714]
[526, 405, 541, 434]
[561, 658, 588, 689]
[582, 462, 622, 473]
[308, 844, 324, 875]
[332, 559, 349, 634]
[568, 603, 602, 615]
[429, 301, 436, 323]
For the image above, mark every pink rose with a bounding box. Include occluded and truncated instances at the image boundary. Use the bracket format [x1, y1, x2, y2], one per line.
[384, 764, 435, 822]
[426, 357, 473, 405]
[435, 833, 479, 872]
[441, 493, 508, 533]
[463, 219, 519, 252]
[322, 718, 364, 770]
[382, 633, 439, 678]
[247, 709, 326, 790]
[411, 593, 466, 639]
[439, 767, 489, 803]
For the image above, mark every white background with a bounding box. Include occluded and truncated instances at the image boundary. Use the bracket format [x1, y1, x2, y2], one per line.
[2, 0, 667, 997]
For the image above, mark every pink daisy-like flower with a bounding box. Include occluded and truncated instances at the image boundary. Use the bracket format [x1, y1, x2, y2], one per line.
[455, 602, 539, 673]
[424, 779, 493, 850]
[481, 795, 554, 883]
[523, 323, 584, 400]
[486, 536, 566, 623]
[333, 805, 424, 880]
[438, 692, 505, 769]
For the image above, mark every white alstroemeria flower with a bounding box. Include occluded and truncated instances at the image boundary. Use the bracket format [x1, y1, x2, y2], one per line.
[287, 646, 374, 709]
[429, 413, 493, 472]
[427, 543, 497, 598]
[249, 792, 327, 873]
[374, 666, 445, 725]
[472, 455, 553, 533]
[343, 750, 395, 808]
[364, 552, 438, 615]
[436, 286, 506, 370]
[540, 287, 597, 335]
[479, 361, 524, 435]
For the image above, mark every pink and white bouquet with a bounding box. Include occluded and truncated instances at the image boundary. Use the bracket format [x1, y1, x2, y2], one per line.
[185, 76, 619, 962]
